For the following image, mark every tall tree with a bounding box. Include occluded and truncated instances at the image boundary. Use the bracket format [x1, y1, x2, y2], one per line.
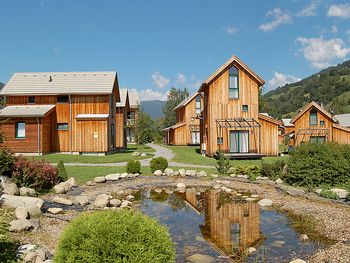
[137, 110, 155, 145]
[162, 87, 189, 128]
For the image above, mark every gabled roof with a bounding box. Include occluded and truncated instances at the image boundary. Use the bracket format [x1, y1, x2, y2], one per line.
[281, 118, 294, 127]
[0, 105, 55, 118]
[173, 92, 202, 111]
[116, 89, 129, 107]
[290, 101, 336, 124]
[258, 113, 283, 126]
[1, 71, 118, 95]
[163, 122, 186, 131]
[334, 113, 350, 127]
[199, 55, 265, 91]
[128, 91, 140, 108]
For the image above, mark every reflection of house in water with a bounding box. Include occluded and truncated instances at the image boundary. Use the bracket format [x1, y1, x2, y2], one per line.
[183, 189, 264, 260]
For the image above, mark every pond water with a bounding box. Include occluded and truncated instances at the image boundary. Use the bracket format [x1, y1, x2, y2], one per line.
[136, 188, 322, 263]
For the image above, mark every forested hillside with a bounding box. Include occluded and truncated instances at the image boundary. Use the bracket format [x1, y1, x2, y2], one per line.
[140, 100, 166, 119]
[260, 60, 350, 119]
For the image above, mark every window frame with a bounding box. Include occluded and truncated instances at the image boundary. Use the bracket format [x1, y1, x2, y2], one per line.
[57, 95, 69, 104]
[320, 120, 325, 126]
[309, 111, 317, 126]
[56, 123, 69, 131]
[229, 65, 239, 99]
[15, 121, 26, 139]
[28, 96, 36, 104]
[242, 105, 248, 112]
[195, 95, 201, 115]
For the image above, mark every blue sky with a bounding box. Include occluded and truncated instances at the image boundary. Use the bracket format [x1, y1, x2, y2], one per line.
[0, 0, 350, 100]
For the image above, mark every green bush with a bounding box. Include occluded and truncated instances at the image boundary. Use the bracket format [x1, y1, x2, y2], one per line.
[346, 194, 350, 202]
[54, 210, 175, 263]
[126, 160, 141, 174]
[215, 152, 232, 176]
[319, 189, 339, 200]
[285, 143, 350, 187]
[0, 149, 15, 177]
[57, 160, 68, 182]
[260, 160, 286, 180]
[150, 157, 168, 172]
[232, 165, 260, 180]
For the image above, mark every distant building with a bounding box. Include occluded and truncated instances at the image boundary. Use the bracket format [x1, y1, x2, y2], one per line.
[116, 89, 130, 149]
[126, 91, 139, 143]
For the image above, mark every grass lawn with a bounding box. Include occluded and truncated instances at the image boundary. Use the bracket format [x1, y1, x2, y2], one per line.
[163, 145, 288, 166]
[0, 209, 18, 263]
[29, 144, 155, 164]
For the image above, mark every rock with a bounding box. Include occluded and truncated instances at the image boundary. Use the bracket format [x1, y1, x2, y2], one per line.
[258, 199, 273, 207]
[24, 250, 45, 263]
[120, 200, 131, 208]
[2, 181, 20, 195]
[247, 247, 256, 254]
[173, 171, 179, 176]
[300, 234, 309, 241]
[86, 181, 95, 186]
[15, 206, 30, 219]
[211, 174, 219, 178]
[289, 259, 306, 263]
[251, 194, 259, 198]
[94, 176, 106, 183]
[245, 197, 257, 202]
[176, 183, 186, 189]
[126, 195, 135, 201]
[53, 177, 76, 194]
[74, 196, 89, 206]
[154, 188, 163, 193]
[47, 208, 63, 214]
[185, 170, 197, 176]
[109, 199, 122, 207]
[275, 178, 283, 184]
[237, 174, 249, 179]
[134, 173, 140, 177]
[256, 176, 269, 180]
[222, 180, 230, 185]
[127, 173, 135, 178]
[105, 173, 120, 181]
[197, 170, 207, 177]
[19, 187, 36, 197]
[120, 173, 128, 179]
[15, 244, 50, 261]
[94, 194, 110, 207]
[330, 188, 348, 199]
[186, 254, 216, 263]
[164, 189, 174, 194]
[195, 235, 206, 242]
[164, 168, 174, 176]
[213, 184, 221, 189]
[131, 151, 141, 157]
[178, 169, 186, 176]
[315, 188, 322, 194]
[224, 188, 232, 193]
[140, 153, 147, 157]
[9, 219, 35, 232]
[52, 196, 73, 206]
[0, 194, 44, 209]
[153, 170, 163, 176]
[229, 174, 236, 177]
[24, 205, 41, 218]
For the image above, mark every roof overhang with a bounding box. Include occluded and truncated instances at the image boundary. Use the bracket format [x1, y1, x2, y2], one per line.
[258, 113, 283, 126]
[0, 105, 55, 118]
[163, 122, 186, 131]
[173, 92, 202, 111]
[290, 101, 337, 124]
[76, 114, 109, 120]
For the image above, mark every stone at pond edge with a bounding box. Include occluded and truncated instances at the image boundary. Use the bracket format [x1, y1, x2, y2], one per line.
[258, 199, 273, 207]
[120, 173, 128, 178]
[197, 170, 207, 177]
[94, 176, 106, 183]
[186, 170, 197, 176]
[330, 188, 348, 199]
[178, 169, 186, 176]
[164, 168, 174, 176]
[86, 181, 95, 186]
[74, 195, 89, 206]
[275, 178, 283, 184]
[126, 195, 135, 201]
[120, 200, 131, 208]
[289, 259, 306, 263]
[176, 183, 186, 189]
[186, 254, 216, 263]
[48, 207, 63, 214]
[105, 173, 120, 181]
[53, 177, 76, 194]
[2, 181, 20, 195]
[19, 187, 36, 197]
[109, 199, 122, 207]
[153, 170, 163, 176]
[16, 244, 51, 262]
[15, 206, 30, 220]
[9, 219, 37, 232]
[52, 196, 73, 206]
[300, 234, 309, 241]
[94, 194, 110, 208]
[247, 247, 256, 254]
[0, 194, 44, 209]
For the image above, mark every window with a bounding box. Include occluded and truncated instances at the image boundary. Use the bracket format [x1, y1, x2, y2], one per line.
[28, 96, 35, 104]
[57, 96, 69, 103]
[57, 123, 69, 130]
[242, 105, 248, 112]
[217, 137, 223, 145]
[195, 95, 201, 115]
[15, 122, 25, 139]
[320, 120, 325, 126]
[229, 65, 239, 99]
[231, 223, 240, 247]
[309, 110, 317, 126]
[127, 111, 135, 119]
[310, 136, 326, 143]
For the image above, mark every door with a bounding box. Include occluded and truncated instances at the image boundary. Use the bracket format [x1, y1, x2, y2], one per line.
[229, 131, 249, 153]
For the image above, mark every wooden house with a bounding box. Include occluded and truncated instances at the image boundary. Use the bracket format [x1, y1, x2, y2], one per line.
[199, 55, 282, 157]
[164, 92, 203, 145]
[0, 72, 120, 155]
[291, 101, 350, 146]
[126, 91, 139, 143]
[115, 89, 129, 150]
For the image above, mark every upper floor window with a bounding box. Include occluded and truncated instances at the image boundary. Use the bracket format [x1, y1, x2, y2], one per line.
[15, 122, 26, 139]
[57, 123, 69, 131]
[127, 111, 135, 119]
[229, 65, 239, 99]
[320, 120, 325, 126]
[309, 110, 317, 126]
[57, 96, 69, 103]
[242, 105, 248, 112]
[195, 95, 201, 115]
[28, 96, 35, 104]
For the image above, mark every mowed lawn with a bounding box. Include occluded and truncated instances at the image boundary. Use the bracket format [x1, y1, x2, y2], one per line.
[29, 144, 155, 164]
[163, 145, 288, 166]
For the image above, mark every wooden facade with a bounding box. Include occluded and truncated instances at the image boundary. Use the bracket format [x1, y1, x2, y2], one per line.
[126, 91, 139, 143]
[199, 55, 281, 157]
[115, 90, 130, 149]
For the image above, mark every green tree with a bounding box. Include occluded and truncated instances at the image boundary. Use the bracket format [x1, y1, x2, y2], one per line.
[137, 111, 155, 144]
[162, 87, 189, 128]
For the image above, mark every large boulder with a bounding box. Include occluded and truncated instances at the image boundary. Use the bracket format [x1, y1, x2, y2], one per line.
[48, 208, 63, 214]
[53, 177, 77, 194]
[258, 199, 273, 207]
[94, 194, 110, 208]
[94, 176, 106, 183]
[109, 199, 121, 207]
[178, 169, 186, 177]
[19, 187, 36, 197]
[164, 168, 174, 176]
[153, 170, 163, 176]
[74, 195, 89, 206]
[15, 206, 30, 220]
[105, 173, 120, 181]
[330, 188, 348, 199]
[52, 196, 73, 206]
[185, 170, 197, 177]
[197, 171, 207, 177]
[176, 183, 186, 189]
[9, 219, 36, 232]
[2, 181, 19, 195]
[0, 194, 44, 209]
[186, 254, 216, 263]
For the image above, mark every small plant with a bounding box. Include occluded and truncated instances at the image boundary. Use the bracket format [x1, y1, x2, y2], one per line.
[0, 149, 15, 177]
[126, 160, 141, 174]
[215, 152, 232, 176]
[150, 157, 168, 172]
[346, 194, 350, 202]
[54, 210, 175, 263]
[260, 160, 286, 180]
[319, 189, 339, 200]
[57, 160, 68, 182]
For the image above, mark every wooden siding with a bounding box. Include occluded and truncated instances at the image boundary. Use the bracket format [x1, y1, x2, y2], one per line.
[41, 114, 52, 153]
[333, 125, 350, 144]
[116, 107, 127, 149]
[259, 117, 279, 155]
[74, 120, 108, 152]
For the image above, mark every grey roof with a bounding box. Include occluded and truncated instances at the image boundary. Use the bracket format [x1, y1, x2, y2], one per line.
[0, 105, 55, 117]
[116, 89, 128, 107]
[281, 118, 294, 127]
[334, 114, 350, 127]
[173, 92, 200, 111]
[1, 71, 117, 95]
[128, 91, 139, 107]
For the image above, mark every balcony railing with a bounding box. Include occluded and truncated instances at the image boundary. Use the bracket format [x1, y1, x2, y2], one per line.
[127, 119, 136, 127]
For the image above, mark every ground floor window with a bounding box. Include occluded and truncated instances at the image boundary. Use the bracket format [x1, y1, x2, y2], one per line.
[229, 130, 249, 153]
[15, 121, 26, 139]
[310, 136, 326, 143]
[191, 131, 200, 144]
[57, 123, 69, 130]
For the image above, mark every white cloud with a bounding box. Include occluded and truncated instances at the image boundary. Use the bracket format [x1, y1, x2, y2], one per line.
[224, 26, 238, 35]
[331, 25, 338, 33]
[259, 8, 292, 32]
[327, 4, 350, 19]
[127, 88, 168, 101]
[151, 72, 169, 89]
[296, 1, 318, 17]
[296, 36, 350, 68]
[175, 73, 186, 84]
[267, 72, 301, 91]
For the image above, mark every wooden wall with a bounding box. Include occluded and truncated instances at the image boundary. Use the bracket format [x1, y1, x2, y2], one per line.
[332, 125, 350, 144]
[259, 116, 279, 155]
[74, 120, 108, 152]
[41, 114, 52, 153]
[116, 106, 127, 149]
[172, 125, 187, 145]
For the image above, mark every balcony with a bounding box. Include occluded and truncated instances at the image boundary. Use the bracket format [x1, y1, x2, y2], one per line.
[127, 118, 136, 127]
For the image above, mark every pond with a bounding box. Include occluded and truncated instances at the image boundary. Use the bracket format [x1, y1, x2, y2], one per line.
[135, 188, 323, 263]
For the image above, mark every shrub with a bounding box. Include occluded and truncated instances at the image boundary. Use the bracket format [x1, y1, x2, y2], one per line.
[54, 210, 175, 263]
[126, 160, 141, 174]
[0, 149, 15, 177]
[12, 157, 59, 191]
[285, 143, 350, 187]
[319, 189, 339, 200]
[260, 160, 286, 180]
[215, 152, 232, 176]
[150, 157, 168, 172]
[57, 160, 68, 182]
[232, 165, 260, 180]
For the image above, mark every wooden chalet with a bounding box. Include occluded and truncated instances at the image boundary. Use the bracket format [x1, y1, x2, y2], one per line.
[115, 89, 130, 149]
[199, 55, 282, 158]
[126, 91, 139, 143]
[0, 71, 121, 155]
[164, 92, 203, 145]
[290, 101, 350, 146]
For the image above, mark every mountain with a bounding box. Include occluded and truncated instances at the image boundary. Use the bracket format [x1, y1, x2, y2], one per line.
[260, 60, 350, 119]
[140, 100, 166, 119]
